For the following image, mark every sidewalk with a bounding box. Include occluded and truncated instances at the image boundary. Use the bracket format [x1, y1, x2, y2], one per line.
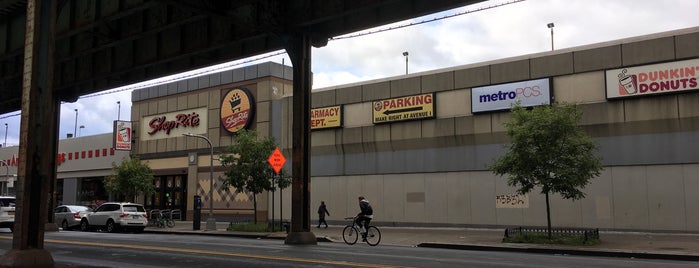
[144, 221, 699, 261]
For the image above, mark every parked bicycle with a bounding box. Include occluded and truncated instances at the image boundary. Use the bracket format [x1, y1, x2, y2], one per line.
[148, 209, 175, 228]
[342, 216, 381, 246]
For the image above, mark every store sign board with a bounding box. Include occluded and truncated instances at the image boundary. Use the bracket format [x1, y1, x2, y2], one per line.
[311, 105, 342, 130]
[372, 93, 435, 124]
[220, 87, 255, 133]
[141, 107, 207, 141]
[605, 58, 699, 99]
[113, 120, 132, 151]
[471, 78, 551, 113]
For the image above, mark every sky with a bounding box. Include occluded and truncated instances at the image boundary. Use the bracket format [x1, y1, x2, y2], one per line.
[1, 0, 698, 147]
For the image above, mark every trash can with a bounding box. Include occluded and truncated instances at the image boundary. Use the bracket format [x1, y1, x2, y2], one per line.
[193, 195, 201, 230]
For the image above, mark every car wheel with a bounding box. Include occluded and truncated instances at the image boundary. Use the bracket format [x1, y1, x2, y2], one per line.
[80, 219, 89, 232]
[106, 220, 118, 233]
[61, 220, 70, 231]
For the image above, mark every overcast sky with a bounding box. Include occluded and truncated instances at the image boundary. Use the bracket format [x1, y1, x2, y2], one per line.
[1, 0, 697, 147]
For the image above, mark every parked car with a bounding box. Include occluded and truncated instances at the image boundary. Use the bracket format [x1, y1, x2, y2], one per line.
[0, 196, 15, 232]
[80, 202, 148, 233]
[54, 205, 91, 231]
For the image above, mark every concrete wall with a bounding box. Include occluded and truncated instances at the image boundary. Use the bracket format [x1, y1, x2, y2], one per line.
[301, 27, 699, 231]
[310, 164, 699, 231]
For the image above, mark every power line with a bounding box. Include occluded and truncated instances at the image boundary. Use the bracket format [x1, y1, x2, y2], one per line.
[332, 0, 526, 40]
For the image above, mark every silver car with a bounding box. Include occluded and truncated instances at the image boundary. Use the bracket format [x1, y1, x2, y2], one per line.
[54, 205, 91, 231]
[80, 202, 148, 233]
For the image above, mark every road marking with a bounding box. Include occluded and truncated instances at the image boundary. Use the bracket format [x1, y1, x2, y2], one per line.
[0, 236, 409, 268]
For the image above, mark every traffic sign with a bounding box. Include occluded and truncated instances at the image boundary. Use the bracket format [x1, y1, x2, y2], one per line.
[267, 147, 286, 174]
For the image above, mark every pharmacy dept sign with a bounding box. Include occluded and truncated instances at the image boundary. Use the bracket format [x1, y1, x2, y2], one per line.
[471, 78, 551, 113]
[372, 93, 435, 124]
[311, 105, 342, 130]
[605, 58, 699, 99]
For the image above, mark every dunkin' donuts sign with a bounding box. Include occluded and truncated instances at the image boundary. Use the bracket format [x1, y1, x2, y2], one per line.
[606, 58, 699, 99]
[220, 87, 255, 133]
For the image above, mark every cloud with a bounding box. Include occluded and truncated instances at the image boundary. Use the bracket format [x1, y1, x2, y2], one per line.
[2, 0, 699, 142]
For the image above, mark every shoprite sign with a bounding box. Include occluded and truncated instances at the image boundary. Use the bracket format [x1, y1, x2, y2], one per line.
[606, 58, 699, 99]
[141, 107, 207, 140]
[372, 93, 435, 124]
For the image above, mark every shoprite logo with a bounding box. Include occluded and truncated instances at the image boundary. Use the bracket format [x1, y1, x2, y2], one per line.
[220, 87, 255, 133]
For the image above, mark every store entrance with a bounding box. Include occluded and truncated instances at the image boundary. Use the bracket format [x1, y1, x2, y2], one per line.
[144, 175, 186, 220]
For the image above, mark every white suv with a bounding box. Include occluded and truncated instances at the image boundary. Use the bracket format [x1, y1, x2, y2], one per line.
[80, 202, 148, 233]
[0, 196, 15, 232]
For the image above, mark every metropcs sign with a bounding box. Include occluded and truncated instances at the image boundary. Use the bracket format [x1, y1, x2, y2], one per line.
[471, 78, 551, 113]
[605, 58, 699, 99]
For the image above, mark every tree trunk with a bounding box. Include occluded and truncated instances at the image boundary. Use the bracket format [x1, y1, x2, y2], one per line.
[253, 193, 258, 224]
[545, 192, 552, 239]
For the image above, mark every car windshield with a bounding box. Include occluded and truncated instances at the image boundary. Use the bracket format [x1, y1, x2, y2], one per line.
[0, 198, 15, 207]
[123, 205, 145, 212]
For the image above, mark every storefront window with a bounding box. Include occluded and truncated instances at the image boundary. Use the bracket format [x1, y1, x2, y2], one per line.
[78, 177, 108, 208]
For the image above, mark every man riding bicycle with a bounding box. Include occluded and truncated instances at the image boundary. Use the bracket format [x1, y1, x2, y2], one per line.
[356, 196, 373, 241]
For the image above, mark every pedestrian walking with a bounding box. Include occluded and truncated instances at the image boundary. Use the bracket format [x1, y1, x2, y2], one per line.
[317, 201, 330, 228]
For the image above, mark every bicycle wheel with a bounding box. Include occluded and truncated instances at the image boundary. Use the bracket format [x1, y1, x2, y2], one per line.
[365, 226, 381, 246]
[166, 219, 175, 228]
[342, 225, 359, 245]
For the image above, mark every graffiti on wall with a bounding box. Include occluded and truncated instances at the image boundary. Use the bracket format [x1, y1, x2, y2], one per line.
[495, 193, 529, 208]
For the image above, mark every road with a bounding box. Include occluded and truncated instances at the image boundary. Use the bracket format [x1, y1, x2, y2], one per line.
[0, 230, 697, 267]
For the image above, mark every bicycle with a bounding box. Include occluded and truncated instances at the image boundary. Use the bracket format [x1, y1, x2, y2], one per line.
[342, 216, 381, 246]
[150, 209, 175, 228]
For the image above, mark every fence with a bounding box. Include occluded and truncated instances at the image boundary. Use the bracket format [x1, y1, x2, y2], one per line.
[504, 226, 599, 243]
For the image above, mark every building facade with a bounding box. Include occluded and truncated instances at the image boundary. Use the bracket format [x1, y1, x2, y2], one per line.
[131, 26, 699, 232]
[0, 133, 130, 207]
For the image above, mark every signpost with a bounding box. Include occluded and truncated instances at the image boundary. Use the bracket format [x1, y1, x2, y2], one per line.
[268, 147, 286, 231]
[268, 147, 286, 174]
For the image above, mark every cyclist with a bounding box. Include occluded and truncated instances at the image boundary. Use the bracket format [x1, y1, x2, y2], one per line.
[355, 196, 373, 241]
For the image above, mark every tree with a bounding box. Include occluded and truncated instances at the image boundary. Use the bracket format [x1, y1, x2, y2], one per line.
[219, 129, 289, 223]
[104, 156, 156, 203]
[489, 103, 603, 238]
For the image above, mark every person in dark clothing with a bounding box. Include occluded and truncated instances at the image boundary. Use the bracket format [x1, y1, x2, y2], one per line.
[317, 201, 330, 228]
[355, 196, 373, 241]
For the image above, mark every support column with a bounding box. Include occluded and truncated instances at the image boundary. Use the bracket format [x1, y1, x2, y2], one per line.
[0, 0, 57, 267]
[284, 33, 317, 245]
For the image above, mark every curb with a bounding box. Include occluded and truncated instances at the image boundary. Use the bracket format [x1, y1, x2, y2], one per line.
[142, 229, 333, 243]
[417, 243, 699, 262]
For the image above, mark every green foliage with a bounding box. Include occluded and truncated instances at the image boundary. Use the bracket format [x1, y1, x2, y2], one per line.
[104, 156, 155, 202]
[490, 103, 603, 199]
[502, 232, 600, 246]
[219, 129, 279, 194]
[219, 129, 290, 222]
[490, 103, 603, 236]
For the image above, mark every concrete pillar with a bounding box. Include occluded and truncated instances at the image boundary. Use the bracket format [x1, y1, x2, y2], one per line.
[0, 0, 57, 267]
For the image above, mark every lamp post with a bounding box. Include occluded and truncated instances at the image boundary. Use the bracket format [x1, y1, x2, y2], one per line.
[79, 125, 85, 137]
[74, 109, 78, 138]
[402, 51, 409, 74]
[547, 23, 555, 51]
[3, 123, 7, 147]
[183, 133, 216, 231]
[117, 101, 121, 120]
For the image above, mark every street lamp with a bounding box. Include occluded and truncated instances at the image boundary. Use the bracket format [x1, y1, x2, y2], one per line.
[117, 101, 121, 120]
[79, 125, 85, 137]
[547, 23, 555, 51]
[402, 51, 409, 74]
[183, 133, 216, 231]
[3, 123, 7, 147]
[74, 109, 78, 138]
